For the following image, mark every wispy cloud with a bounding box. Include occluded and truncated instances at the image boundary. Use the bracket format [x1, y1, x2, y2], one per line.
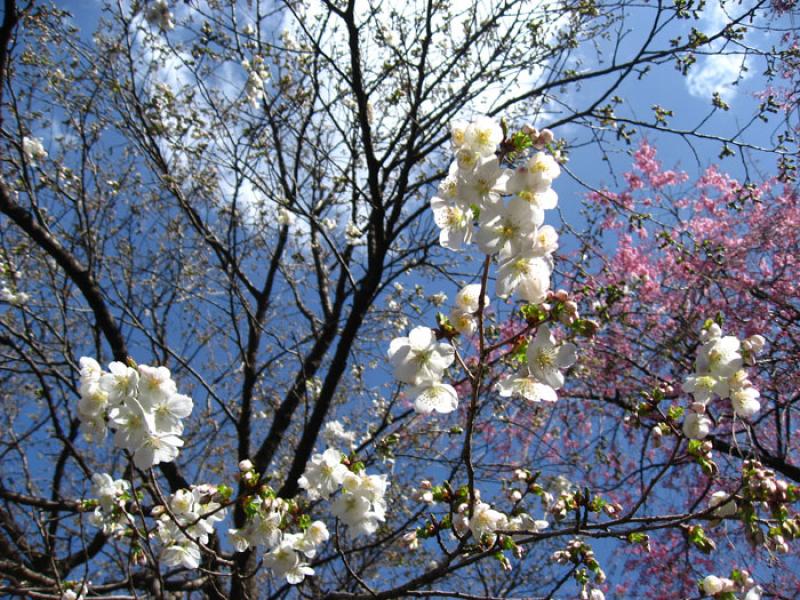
[685, 1, 752, 101]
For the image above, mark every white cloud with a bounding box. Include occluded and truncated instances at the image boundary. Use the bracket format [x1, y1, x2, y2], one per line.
[685, 1, 752, 100]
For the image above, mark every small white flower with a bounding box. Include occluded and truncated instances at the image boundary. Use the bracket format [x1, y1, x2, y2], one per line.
[161, 542, 200, 569]
[136, 364, 177, 406]
[731, 386, 760, 418]
[450, 120, 469, 150]
[515, 187, 558, 211]
[468, 501, 507, 543]
[144, 0, 175, 31]
[431, 195, 473, 250]
[526, 325, 577, 391]
[697, 335, 742, 379]
[456, 156, 509, 207]
[683, 412, 712, 440]
[496, 254, 551, 303]
[476, 198, 543, 256]
[455, 283, 489, 314]
[100, 362, 139, 406]
[387, 327, 455, 386]
[449, 307, 477, 336]
[745, 334, 765, 354]
[429, 292, 448, 306]
[323, 420, 357, 449]
[701, 575, 726, 595]
[22, 136, 47, 164]
[496, 371, 558, 403]
[133, 429, 184, 469]
[408, 382, 459, 414]
[331, 493, 383, 536]
[464, 117, 503, 156]
[682, 374, 727, 406]
[298, 448, 348, 500]
[508, 152, 561, 193]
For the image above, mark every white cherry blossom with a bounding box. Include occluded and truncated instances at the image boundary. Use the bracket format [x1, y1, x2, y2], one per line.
[683, 412, 713, 440]
[298, 448, 349, 499]
[456, 156, 509, 207]
[431, 195, 473, 250]
[468, 501, 508, 543]
[508, 151, 561, 193]
[731, 386, 760, 418]
[264, 538, 314, 584]
[476, 197, 543, 256]
[409, 382, 459, 414]
[388, 327, 454, 386]
[463, 117, 503, 156]
[526, 325, 577, 391]
[496, 371, 558, 403]
[496, 254, 551, 303]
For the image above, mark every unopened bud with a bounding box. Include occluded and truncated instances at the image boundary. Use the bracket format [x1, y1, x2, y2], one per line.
[746, 334, 765, 354]
[651, 425, 663, 448]
[239, 459, 254, 472]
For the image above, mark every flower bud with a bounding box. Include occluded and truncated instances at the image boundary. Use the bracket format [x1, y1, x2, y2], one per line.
[539, 129, 554, 145]
[702, 575, 724, 595]
[402, 530, 419, 550]
[239, 459, 254, 472]
[690, 401, 706, 414]
[651, 425, 663, 448]
[746, 334, 765, 353]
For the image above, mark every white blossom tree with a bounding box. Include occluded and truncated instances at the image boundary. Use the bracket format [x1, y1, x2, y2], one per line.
[1, 0, 798, 599]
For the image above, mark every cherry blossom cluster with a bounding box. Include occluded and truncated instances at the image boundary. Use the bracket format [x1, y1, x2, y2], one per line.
[86, 475, 227, 570]
[551, 538, 606, 600]
[225, 448, 387, 585]
[740, 460, 799, 553]
[86, 473, 133, 536]
[144, 0, 175, 31]
[242, 56, 269, 108]
[60, 582, 88, 600]
[701, 571, 762, 599]
[77, 357, 192, 469]
[0, 258, 29, 306]
[388, 117, 575, 415]
[412, 482, 548, 555]
[682, 323, 765, 440]
[153, 485, 227, 569]
[298, 448, 389, 537]
[431, 117, 560, 303]
[387, 326, 458, 414]
[21, 135, 47, 165]
[228, 466, 328, 584]
[497, 323, 577, 404]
